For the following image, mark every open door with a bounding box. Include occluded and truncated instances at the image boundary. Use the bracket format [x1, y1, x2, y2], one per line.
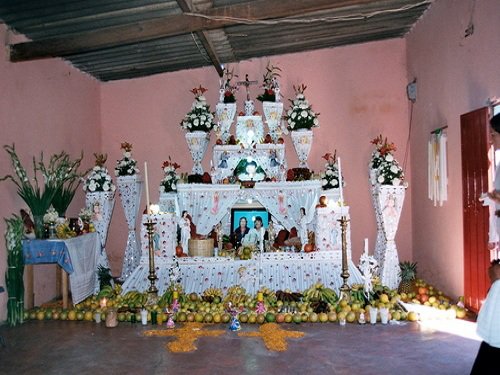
[460, 107, 491, 313]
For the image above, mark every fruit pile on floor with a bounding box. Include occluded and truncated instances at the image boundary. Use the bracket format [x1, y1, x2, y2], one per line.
[23, 279, 467, 325]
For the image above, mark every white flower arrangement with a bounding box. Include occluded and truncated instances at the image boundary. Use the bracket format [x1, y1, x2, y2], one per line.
[370, 135, 406, 187]
[43, 206, 59, 224]
[83, 153, 116, 193]
[160, 157, 180, 193]
[285, 84, 319, 131]
[320, 151, 345, 190]
[78, 206, 93, 223]
[114, 142, 139, 177]
[180, 86, 215, 133]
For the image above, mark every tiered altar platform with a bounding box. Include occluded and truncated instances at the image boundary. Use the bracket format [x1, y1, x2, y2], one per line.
[122, 251, 363, 295]
[122, 184, 363, 295]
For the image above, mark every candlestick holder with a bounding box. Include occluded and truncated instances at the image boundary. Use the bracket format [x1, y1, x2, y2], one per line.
[338, 215, 351, 301]
[144, 218, 159, 299]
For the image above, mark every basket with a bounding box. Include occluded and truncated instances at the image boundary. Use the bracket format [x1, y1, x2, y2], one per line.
[188, 238, 214, 257]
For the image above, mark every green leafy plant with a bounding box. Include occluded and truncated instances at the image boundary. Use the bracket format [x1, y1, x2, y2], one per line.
[5, 215, 25, 326]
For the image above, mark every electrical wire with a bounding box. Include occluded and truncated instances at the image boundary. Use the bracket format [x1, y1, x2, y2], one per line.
[403, 100, 414, 173]
[190, 32, 212, 63]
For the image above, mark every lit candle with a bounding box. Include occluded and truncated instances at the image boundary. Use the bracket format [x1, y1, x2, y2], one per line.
[100, 297, 107, 309]
[144, 161, 151, 215]
[337, 157, 344, 205]
[257, 292, 264, 302]
[364, 238, 368, 254]
[173, 291, 179, 300]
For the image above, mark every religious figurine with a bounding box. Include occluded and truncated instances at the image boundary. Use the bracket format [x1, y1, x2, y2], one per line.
[359, 247, 378, 299]
[215, 222, 224, 252]
[269, 149, 281, 168]
[299, 207, 308, 251]
[218, 151, 228, 169]
[179, 210, 191, 253]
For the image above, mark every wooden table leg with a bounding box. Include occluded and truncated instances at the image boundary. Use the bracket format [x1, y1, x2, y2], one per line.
[25, 265, 34, 309]
[55, 265, 62, 299]
[61, 267, 68, 309]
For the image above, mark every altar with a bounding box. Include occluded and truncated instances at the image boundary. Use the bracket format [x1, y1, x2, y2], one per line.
[122, 72, 364, 296]
[121, 190, 363, 295]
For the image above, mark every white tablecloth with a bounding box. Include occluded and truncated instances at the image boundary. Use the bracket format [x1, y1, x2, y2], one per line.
[63, 232, 104, 304]
[122, 251, 363, 295]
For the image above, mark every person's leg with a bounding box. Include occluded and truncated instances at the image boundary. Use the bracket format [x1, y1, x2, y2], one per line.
[471, 341, 500, 375]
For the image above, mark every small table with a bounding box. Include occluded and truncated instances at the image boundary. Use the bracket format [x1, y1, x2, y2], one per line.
[23, 232, 102, 309]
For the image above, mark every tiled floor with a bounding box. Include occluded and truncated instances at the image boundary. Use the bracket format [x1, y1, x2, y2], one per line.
[0, 319, 480, 375]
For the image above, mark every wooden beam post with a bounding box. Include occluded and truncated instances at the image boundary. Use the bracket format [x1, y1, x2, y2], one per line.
[176, 0, 224, 77]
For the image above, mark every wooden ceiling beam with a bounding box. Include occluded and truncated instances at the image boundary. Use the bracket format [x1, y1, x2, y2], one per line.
[175, 0, 224, 77]
[9, 0, 377, 62]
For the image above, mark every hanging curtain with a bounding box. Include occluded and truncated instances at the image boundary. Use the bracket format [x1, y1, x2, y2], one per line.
[428, 131, 448, 206]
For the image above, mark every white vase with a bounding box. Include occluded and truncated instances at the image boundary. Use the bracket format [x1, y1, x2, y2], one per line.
[116, 175, 142, 281]
[262, 101, 283, 142]
[216, 102, 237, 143]
[369, 168, 378, 186]
[291, 129, 313, 168]
[86, 190, 115, 269]
[371, 184, 405, 289]
[185, 131, 210, 174]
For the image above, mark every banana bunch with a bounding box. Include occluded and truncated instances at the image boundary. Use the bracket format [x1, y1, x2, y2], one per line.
[158, 284, 186, 307]
[121, 290, 147, 308]
[303, 282, 338, 304]
[276, 290, 302, 303]
[97, 285, 114, 299]
[257, 287, 277, 306]
[223, 285, 248, 306]
[56, 223, 77, 239]
[350, 284, 368, 304]
[202, 287, 223, 303]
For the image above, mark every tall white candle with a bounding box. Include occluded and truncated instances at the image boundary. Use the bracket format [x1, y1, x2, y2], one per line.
[144, 161, 151, 215]
[364, 238, 368, 254]
[338, 157, 344, 205]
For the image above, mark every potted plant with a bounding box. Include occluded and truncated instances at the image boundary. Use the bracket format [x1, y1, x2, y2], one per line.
[1, 144, 84, 238]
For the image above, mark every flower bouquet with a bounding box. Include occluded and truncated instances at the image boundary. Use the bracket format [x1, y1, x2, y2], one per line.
[256, 62, 281, 102]
[114, 142, 139, 177]
[160, 157, 181, 193]
[180, 86, 215, 133]
[83, 154, 116, 193]
[285, 84, 319, 131]
[219, 67, 238, 104]
[370, 135, 406, 186]
[320, 151, 344, 190]
[1, 144, 86, 237]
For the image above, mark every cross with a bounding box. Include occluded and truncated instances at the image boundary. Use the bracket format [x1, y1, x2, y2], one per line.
[237, 74, 258, 101]
[239, 323, 305, 351]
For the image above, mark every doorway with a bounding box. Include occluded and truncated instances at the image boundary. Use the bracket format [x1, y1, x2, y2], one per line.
[460, 107, 492, 312]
